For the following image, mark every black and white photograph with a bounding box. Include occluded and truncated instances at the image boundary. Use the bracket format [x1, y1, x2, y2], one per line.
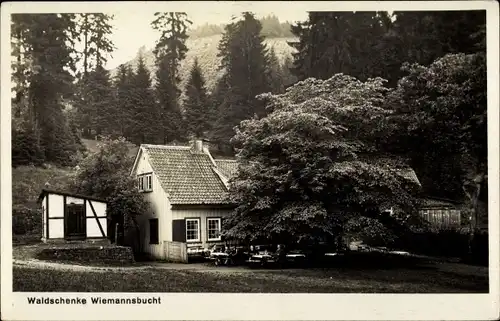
[1, 1, 499, 320]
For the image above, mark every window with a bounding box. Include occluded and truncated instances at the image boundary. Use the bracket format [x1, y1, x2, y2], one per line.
[186, 219, 200, 242]
[149, 219, 159, 244]
[207, 218, 222, 241]
[138, 174, 152, 192]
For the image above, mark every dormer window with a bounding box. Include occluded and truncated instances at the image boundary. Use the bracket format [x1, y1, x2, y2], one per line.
[138, 173, 153, 192]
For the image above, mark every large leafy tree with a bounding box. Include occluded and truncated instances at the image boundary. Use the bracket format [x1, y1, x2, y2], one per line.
[71, 137, 150, 249]
[151, 12, 192, 143]
[223, 74, 421, 244]
[211, 12, 272, 151]
[382, 52, 487, 232]
[183, 58, 210, 138]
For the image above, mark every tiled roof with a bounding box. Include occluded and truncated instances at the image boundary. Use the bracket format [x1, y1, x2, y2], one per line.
[396, 168, 421, 186]
[421, 197, 461, 208]
[142, 145, 230, 205]
[214, 159, 238, 180]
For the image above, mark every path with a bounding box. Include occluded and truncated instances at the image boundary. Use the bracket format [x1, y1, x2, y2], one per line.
[12, 257, 284, 274]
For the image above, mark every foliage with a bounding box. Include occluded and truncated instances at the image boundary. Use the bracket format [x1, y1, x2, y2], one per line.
[128, 53, 159, 145]
[289, 12, 390, 82]
[183, 58, 211, 138]
[111, 64, 136, 139]
[210, 12, 273, 149]
[374, 11, 486, 86]
[382, 53, 486, 201]
[110, 35, 295, 95]
[11, 14, 82, 166]
[187, 15, 293, 39]
[12, 205, 42, 235]
[75, 65, 115, 138]
[266, 47, 285, 94]
[289, 11, 486, 87]
[223, 74, 421, 243]
[74, 13, 115, 75]
[71, 137, 150, 247]
[151, 12, 193, 143]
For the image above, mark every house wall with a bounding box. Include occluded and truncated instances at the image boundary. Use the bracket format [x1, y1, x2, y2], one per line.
[48, 194, 65, 239]
[41, 195, 46, 241]
[43, 193, 107, 240]
[134, 149, 172, 260]
[419, 207, 461, 229]
[171, 208, 233, 249]
[86, 200, 107, 238]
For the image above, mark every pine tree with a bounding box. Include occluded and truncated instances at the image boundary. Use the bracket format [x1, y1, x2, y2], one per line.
[129, 53, 158, 145]
[374, 11, 486, 86]
[281, 55, 298, 88]
[11, 14, 81, 165]
[74, 13, 115, 138]
[84, 65, 114, 137]
[289, 12, 389, 82]
[151, 12, 192, 144]
[113, 64, 135, 139]
[211, 12, 272, 150]
[267, 47, 285, 94]
[184, 58, 210, 139]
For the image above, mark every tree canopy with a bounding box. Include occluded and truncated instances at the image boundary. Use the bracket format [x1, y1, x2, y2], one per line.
[223, 74, 422, 244]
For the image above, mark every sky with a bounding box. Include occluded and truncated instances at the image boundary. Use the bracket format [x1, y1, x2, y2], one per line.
[104, 3, 310, 69]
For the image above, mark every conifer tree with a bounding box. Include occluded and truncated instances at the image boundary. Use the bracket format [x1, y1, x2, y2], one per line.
[129, 54, 158, 145]
[11, 14, 81, 165]
[211, 12, 272, 151]
[267, 47, 285, 94]
[151, 12, 192, 143]
[184, 58, 210, 139]
[113, 64, 135, 139]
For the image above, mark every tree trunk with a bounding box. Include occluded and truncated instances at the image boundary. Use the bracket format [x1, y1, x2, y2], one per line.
[463, 171, 484, 258]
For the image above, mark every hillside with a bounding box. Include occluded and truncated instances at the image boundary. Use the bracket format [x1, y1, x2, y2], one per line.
[110, 35, 297, 93]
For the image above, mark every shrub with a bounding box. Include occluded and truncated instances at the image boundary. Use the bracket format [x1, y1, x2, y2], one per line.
[36, 246, 135, 265]
[393, 228, 488, 265]
[12, 205, 42, 236]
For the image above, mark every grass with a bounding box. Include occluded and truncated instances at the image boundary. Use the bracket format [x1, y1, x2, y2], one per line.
[13, 254, 488, 293]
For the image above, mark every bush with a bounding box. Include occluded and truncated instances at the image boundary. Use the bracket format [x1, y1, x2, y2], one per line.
[393, 228, 488, 265]
[36, 246, 135, 265]
[12, 205, 42, 236]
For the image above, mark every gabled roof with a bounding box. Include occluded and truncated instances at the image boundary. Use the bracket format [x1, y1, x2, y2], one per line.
[140, 144, 230, 205]
[37, 189, 108, 204]
[214, 159, 238, 180]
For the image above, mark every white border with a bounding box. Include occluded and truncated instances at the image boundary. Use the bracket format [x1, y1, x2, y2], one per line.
[1, 1, 499, 321]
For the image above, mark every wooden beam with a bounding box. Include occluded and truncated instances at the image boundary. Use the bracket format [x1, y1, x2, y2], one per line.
[88, 200, 106, 238]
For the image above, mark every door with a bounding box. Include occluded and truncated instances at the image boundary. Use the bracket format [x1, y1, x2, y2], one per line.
[65, 203, 86, 240]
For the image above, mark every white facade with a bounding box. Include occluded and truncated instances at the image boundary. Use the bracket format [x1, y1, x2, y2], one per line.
[133, 148, 233, 260]
[40, 191, 108, 242]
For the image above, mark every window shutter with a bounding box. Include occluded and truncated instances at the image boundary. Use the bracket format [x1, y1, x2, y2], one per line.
[172, 219, 186, 242]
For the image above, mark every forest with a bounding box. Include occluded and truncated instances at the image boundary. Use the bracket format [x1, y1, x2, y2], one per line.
[11, 11, 487, 247]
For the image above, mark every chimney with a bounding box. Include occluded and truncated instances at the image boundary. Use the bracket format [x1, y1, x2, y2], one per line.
[191, 139, 203, 153]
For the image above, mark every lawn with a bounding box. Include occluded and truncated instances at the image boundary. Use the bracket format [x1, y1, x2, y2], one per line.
[13, 257, 488, 293]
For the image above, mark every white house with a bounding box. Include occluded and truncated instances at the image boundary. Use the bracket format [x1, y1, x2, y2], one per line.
[131, 140, 238, 261]
[37, 189, 108, 242]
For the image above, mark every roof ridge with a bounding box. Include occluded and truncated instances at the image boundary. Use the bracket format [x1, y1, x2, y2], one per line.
[142, 144, 191, 150]
[215, 159, 238, 162]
